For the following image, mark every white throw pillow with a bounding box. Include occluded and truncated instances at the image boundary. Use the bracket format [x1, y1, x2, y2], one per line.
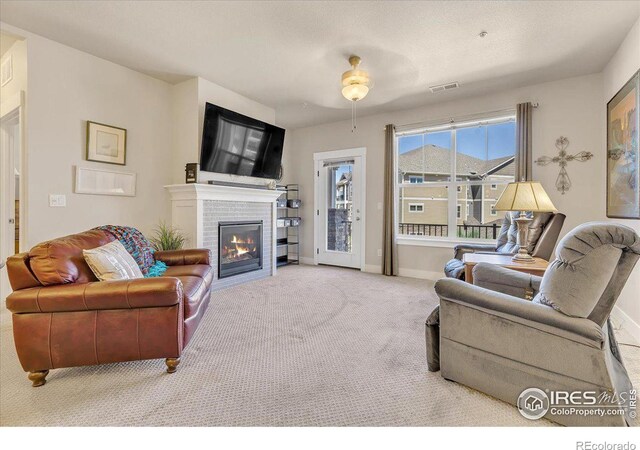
[83, 240, 144, 281]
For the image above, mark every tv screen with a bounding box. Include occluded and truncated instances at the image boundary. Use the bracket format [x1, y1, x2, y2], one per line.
[200, 103, 285, 180]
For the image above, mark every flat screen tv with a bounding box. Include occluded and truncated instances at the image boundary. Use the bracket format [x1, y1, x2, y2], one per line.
[200, 102, 285, 180]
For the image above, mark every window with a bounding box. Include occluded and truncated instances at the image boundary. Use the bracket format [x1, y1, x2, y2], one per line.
[397, 113, 516, 240]
[409, 203, 424, 213]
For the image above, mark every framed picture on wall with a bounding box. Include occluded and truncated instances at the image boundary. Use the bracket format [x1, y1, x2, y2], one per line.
[86, 121, 127, 165]
[606, 69, 639, 219]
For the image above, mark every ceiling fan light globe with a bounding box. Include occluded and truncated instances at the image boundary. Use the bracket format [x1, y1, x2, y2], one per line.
[342, 84, 369, 101]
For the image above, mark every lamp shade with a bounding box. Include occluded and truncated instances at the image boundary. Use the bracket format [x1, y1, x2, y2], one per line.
[494, 181, 557, 212]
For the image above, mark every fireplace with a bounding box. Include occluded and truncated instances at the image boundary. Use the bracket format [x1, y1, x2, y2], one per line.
[218, 221, 263, 279]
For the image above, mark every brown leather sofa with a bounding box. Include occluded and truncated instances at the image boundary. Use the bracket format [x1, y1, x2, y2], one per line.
[5, 229, 213, 387]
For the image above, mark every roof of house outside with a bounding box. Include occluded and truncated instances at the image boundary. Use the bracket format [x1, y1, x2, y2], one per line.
[337, 172, 352, 186]
[399, 144, 515, 178]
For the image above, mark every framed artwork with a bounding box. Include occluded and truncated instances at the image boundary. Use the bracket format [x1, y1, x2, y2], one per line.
[607, 69, 639, 219]
[75, 166, 136, 197]
[86, 121, 127, 165]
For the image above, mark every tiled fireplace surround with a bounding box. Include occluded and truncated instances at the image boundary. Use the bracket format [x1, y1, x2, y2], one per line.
[165, 184, 281, 291]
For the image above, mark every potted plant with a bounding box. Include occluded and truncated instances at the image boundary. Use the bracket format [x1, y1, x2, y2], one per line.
[150, 222, 186, 251]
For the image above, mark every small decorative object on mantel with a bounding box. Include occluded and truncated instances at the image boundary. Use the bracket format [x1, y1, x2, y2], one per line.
[534, 136, 593, 194]
[86, 121, 127, 165]
[185, 163, 199, 184]
[606, 69, 639, 219]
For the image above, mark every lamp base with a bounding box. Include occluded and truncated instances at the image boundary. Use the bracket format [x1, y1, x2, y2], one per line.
[512, 212, 535, 264]
[512, 249, 536, 263]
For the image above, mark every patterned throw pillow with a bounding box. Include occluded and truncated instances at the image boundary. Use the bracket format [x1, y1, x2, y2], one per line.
[83, 240, 144, 281]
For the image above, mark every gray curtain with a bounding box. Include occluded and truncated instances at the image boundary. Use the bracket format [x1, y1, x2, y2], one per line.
[383, 124, 398, 276]
[515, 102, 533, 182]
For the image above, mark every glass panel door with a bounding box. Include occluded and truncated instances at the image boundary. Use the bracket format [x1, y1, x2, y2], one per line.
[325, 161, 354, 253]
[315, 152, 363, 270]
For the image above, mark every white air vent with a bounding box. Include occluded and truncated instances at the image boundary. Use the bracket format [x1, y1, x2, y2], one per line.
[1, 55, 13, 87]
[429, 81, 459, 93]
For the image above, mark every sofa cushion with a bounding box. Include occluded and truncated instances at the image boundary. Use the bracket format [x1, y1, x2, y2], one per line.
[83, 240, 144, 281]
[176, 275, 208, 320]
[164, 264, 213, 290]
[29, 230, 114, 285]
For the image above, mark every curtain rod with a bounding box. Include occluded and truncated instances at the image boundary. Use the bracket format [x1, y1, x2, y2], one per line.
[385, 102, 539, 133]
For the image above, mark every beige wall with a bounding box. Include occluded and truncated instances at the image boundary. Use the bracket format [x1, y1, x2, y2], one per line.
[170, 76, 278, 185]
[288, 72, 605, 276]
[1, 23, 175, 248]
[602, 17, 640, 334]
[0, 37, 27, 103]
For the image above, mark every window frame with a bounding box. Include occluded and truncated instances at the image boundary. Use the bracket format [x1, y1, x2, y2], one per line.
[408, 202, 424, 213]
[395, 111, 515, 242]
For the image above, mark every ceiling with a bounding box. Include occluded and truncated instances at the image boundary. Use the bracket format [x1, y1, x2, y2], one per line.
[1, 1, 639, 129]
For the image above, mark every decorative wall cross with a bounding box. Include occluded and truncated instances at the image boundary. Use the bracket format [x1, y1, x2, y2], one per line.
[534, 136, 593, 194]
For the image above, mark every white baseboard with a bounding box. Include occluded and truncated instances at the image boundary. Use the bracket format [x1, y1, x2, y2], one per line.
[611, 305, 640, 345]
[398, 267, 442, 281]
[299, 257, 315, 265]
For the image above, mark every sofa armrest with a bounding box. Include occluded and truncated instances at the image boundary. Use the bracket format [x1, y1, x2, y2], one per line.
[434, 278, 604, 348]
[6, 277, 183, 314]
[472, 263, 542, 299]
[453, 243, 496, 260]
[154, 249, 211, 266]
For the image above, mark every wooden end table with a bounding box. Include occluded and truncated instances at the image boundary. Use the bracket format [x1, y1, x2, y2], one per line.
[462, 253, 549, 284]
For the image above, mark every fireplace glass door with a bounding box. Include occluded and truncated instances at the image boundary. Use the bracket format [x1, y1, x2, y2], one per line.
[218, 221, 263, 279]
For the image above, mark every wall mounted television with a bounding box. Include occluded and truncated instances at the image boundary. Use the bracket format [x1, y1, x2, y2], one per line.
[200, 102, 285, 180]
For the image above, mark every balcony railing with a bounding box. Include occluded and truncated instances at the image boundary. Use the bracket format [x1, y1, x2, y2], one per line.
[399, 223, 499, 239]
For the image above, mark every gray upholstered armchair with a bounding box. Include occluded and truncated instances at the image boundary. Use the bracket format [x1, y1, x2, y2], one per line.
[430, 222, 640, 426]
[444, 212, 566, 280]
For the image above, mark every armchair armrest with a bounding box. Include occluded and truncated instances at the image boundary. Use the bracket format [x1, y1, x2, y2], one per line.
[453, 243, 496, 260]
[6, 277, 183, 314]
[472, 263, 542, 299]
[154, 249, 211, 266]
[434, 278, 604, 348]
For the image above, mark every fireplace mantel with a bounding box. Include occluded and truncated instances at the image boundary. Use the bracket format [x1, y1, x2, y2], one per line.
[164, 183, 282, 203]
[164, 183, 280, 285]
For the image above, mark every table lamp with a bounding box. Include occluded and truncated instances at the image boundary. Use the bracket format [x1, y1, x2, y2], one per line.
[493, 181, 557, 263]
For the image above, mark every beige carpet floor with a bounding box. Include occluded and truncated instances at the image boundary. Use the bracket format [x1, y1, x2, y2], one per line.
[1, 265, 638, 426]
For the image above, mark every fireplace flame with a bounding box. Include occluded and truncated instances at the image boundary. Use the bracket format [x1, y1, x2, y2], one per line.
[224, 235, 257, 260]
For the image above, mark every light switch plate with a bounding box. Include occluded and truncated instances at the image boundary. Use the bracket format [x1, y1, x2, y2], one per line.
[49, 194, 66, 207]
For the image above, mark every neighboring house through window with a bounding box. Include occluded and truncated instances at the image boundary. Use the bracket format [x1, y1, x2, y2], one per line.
[396, 112, 516, 240]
